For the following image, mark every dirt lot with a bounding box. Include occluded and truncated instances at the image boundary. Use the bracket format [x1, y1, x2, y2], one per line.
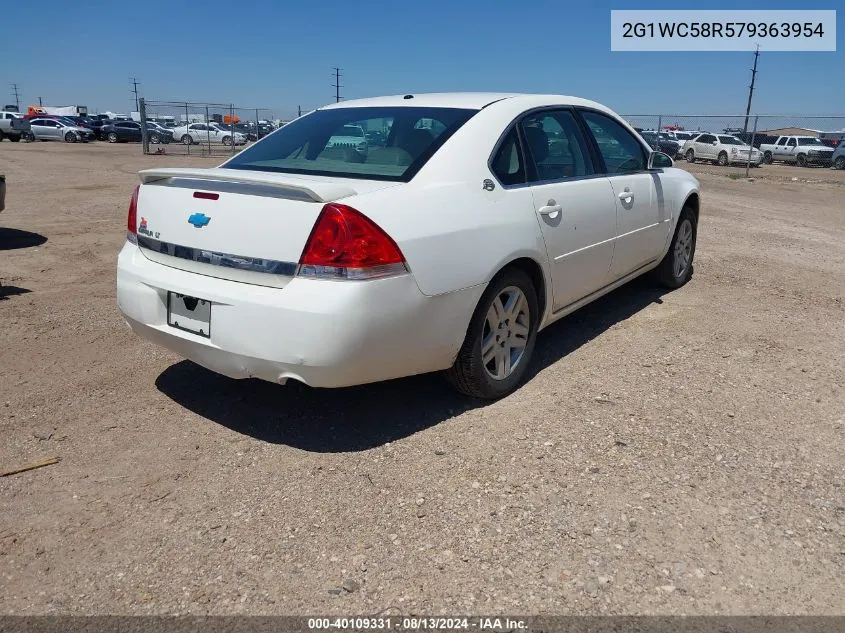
[1, 142, 843, 615]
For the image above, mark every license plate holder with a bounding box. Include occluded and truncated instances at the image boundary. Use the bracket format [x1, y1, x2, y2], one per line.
[167, 292, 211, 338]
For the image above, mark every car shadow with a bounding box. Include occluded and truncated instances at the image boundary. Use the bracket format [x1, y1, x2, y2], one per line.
[0, 228, 48, 251]
[155, 277, 669, 452]
[0, 285, 32, 300]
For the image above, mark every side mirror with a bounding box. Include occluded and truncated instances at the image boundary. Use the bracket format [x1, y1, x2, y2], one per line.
[648, 151, 673, 169]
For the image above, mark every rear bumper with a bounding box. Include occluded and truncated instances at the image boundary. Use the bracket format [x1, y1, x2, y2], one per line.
[116, 243, 481, 388]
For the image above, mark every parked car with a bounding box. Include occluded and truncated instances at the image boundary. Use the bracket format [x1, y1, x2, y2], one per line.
[143, 122, 174, 144]
[640, 131, 680, 158]
[216, 123, 257, 142]
[759, 135, 835, 167]
[87, 118, 112, 140]
[683, 133, 762, 166]
[0, 111, 31, 142]
[169, 123, 247, 146]
[325, 124, 368, 153]
[56, 117, 97, 141]
[28, 117, 91, 142]
[832, 139, 845, 170]
[102, 120, 143, 143]
[117, 92, 699, 399]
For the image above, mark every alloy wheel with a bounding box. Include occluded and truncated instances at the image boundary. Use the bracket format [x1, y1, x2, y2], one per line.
[673, 219, 693, 279]
[481, 286, 531, 381]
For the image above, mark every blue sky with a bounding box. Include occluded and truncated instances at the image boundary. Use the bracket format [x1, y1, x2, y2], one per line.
[1, 0, 841, 118]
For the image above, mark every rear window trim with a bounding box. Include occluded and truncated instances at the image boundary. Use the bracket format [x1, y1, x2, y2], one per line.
[223, 106, 480, 184]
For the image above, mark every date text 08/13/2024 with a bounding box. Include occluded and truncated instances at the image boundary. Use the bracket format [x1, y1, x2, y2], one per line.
[307, 617, 528, 630]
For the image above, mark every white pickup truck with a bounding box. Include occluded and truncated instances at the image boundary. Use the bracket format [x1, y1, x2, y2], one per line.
[759, 135, 835, 167]
[0, 111, 32, 142]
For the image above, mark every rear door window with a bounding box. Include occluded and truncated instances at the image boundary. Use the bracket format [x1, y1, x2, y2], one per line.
[519, 109, 594, 182]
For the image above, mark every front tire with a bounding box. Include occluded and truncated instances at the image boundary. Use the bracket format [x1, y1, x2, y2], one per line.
[445, 268, 539, 400]
[107, 132, 118, 143]
[797, 153, 808, 167]
[221, 136, 232, 146]
[763, 151, 773, 164]
[65, 132, 78, 143]
[685, 149, 695, 163]
[717, 151, 728, 166]
[181, 134, 193, 145]
[651, 206, 697, 289]
[834, 156, 845, 170]
[149, 133, 160, 144]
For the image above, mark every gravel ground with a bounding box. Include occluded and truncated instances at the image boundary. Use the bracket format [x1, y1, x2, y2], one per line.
[0, 142, 843, 615]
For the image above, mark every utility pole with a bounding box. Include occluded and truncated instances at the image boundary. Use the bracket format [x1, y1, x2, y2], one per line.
[131, 77, 141, 112]
[743, 45, 760, 135]
[297, 105, 302, 117]
[10, 83, 21, 111]
[332, 67, 343, 103]
[38, 97, 43, 106]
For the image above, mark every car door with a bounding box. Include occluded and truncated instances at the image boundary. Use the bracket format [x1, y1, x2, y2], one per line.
[127, 122, 142, 140]
[784, 137, 798, 161]
[510, 109, 617, 310]
[695, 134, 713, 160]
[579, 109, 669, 280]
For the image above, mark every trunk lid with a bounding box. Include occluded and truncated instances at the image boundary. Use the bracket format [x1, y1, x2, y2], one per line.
[134, 167, 400, 287]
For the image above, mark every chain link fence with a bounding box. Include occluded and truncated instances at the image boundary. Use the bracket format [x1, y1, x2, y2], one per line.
[623, 114, 845, 174]
[138, 99, 278, 156]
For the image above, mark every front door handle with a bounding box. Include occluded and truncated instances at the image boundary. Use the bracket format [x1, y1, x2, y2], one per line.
[538, 200, 562, 218]
[618, 189, 634, 203]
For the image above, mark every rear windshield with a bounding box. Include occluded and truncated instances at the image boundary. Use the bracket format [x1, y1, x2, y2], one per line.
[718, 136, 744, 145]
[223, 106, 477, 182]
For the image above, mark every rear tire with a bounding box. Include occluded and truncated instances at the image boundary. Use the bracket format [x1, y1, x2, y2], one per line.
[651, 206, 697, 289]
[685, 149, 695, 163]
[717, 151, 728, 166]
[445, 268, 539, 400]
[0, 130, 4, 141]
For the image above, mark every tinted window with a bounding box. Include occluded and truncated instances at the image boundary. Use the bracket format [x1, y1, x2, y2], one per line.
[787, 138, 797, 147]
[520, 110, 593, 181]
[490, 128, 525, 185]
[776, 138, 787, 145]
[225, 106, 477, 182]
[581, 111, 646, 174]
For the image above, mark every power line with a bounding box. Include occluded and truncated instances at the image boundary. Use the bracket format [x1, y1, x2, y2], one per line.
[10, 83, 21, 111]
[131, 77, 141, 112]
[742, 45, 760, 135]
[332, 67, 343, 103]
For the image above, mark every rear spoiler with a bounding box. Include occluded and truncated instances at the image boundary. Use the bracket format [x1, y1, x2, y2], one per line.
[138, 167, 357, 203]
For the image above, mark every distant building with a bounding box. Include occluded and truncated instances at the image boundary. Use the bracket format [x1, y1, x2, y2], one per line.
[757, 127, 823, 137]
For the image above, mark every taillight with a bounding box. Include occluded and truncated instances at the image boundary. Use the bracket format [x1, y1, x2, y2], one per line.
[298, 203, 407, 280]
[127, 184, 140, 243]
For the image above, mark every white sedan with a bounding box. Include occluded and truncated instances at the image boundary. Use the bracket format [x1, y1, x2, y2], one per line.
[170, 123, 247, 146]
[682, 133, 762, 166]
[117, 92, 700, 399]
